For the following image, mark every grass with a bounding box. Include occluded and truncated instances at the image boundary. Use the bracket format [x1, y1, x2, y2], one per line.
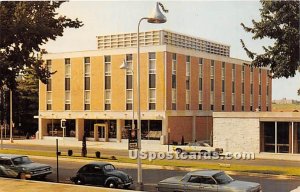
[1, 149, 300, 177]
[272, 103, 300, 112]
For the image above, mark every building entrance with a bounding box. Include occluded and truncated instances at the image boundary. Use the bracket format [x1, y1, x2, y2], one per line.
[94, 123, 108, 142]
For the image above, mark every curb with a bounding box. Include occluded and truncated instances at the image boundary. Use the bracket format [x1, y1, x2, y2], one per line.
[28, 155, 300, 181]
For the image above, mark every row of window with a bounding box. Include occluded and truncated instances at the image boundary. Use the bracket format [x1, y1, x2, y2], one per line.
[46, 53, 157, 111]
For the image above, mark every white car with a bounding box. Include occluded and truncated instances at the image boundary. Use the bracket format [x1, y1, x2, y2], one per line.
[173, 142, 223, 155]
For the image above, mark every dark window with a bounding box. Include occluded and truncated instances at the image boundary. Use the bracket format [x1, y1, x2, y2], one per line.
[149, 52, 156, 59]
[259, 85, 262, 95]
[242, 83, 244, 94]
[232, 105, 235, 111]
[199, 104, 202, 110]
[211, 60, 215, 65]
[65, 78, 70, 91]
[149, 103, 156, 110]
[267, 106, 269, 111]
[186, 56, 190, 63]
[211, 105, 214, 111]
[85, 77, 90, 90]
[149, 74, 156, 88]
[65, 104, 70, 110]
[126, 75, 132, 89]
[126, 54, 132, 61]
[267, 85, 269, 95]
[222, 80, 225, 92]
[85, 104, 90, 110]
[84, 57, 90, 63]
[199, 58, 203, 64]
[186, 104, 190, 110]
[211, 79, 214, 91]
[172, 53, 176, 60]
[251, 84, 253, 94]
[222, 62, 225, 68]
[232, 82, 235, 93]
[104, 56, 110, 63]
[105, 76, 111, 89]
[126, 103, 132, 110]
[65, 58, 70, 64]
[47, 104, 52, 110]
[242, 106, 244, 111]
[250, 106, 253, 111]
[47, 79, 52, 91]
[251, 67, 253, 72]
[232, 64, 235, 69]
[222, 105, 225, 111]
[105, 104, 111, 110]
[172, 103, 176, 110]
[186, 76, 190, 90]
[199, 78, 202, 91]
[172, 75, 176, 89]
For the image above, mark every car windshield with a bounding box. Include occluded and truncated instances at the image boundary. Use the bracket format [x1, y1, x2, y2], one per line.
[12, 156, 32, 165]
[212, 172, 234, 184]
[103, 164, 115, 172]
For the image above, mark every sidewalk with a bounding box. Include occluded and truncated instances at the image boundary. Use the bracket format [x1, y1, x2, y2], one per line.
[5, 138, 169, 152]
[0, 178, 134, 192]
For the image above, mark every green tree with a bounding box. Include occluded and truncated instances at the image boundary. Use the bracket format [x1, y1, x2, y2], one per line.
[241, 1, 299, 79]
[0, 1, 83, 90]
[15, 68, 39, 135]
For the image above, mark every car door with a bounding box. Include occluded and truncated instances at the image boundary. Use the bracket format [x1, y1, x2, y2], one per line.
[79, 165, 94, 184]
[198, 176, 218, 191]
[185, 175, 202, 192]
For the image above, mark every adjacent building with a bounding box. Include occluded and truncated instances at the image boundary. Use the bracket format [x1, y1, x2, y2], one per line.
[37, 30, 272, 145]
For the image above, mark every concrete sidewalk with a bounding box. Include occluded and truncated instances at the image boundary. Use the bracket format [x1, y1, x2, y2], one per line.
[0, 178, 134, 192]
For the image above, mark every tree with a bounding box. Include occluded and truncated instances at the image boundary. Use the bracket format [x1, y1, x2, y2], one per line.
[15, 68, 39, 135]
[81, 132, 87, 157]
[241, 1, 299, 79]
[0, 1, 83, 90]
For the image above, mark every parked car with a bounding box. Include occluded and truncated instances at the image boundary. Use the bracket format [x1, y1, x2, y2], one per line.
[172, 141, 223, 155]
[70, 162, 133, 189]
[157, 170, 262, 192]
[0, 154, 52, 179]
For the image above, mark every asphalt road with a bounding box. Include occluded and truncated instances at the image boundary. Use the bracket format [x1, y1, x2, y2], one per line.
[29, 157, 300, 192]
[3, 144, 300, 168]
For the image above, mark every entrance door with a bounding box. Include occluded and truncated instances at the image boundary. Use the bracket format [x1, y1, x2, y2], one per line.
[98, 126, 105, 141]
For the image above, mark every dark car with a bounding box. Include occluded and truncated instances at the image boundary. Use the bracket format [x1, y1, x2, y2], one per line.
[0, 154, 52, 179]
[70, 162, 133, 189]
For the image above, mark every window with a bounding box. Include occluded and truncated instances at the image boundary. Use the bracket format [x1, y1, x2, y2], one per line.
[172, 53, 177, 109]
[105, 55, 111, 110]
[84, 57, 90, 64]
[126, 54, 133, 110]
[186, 76, 190, 90]
[211, 79, 214, 91]
[210, 62, 214, 78]
[222, 80, 225, 92]
[242, 83, 244, 94]
[172, 89, 176, 110]
[251, 84, 253, 94]
[186, 91, 190, 110]
[232, 64, 235, 81]
[221, 92, 225, 105]
[199, 58, 203, 65]
[85, 77, 90, 90]
[199, 78, 203, 91]
[84, 91, 90, 110]
[232, 81, 235, 93]
[65, 91, 71, 110]
[84, 57, 91, 110]
[242, 66, 245, 82]
[222, 62, 225, 80]
[46, 60, 52, 110]
[149, 53, 156, 110]
[46, 79, 52, 91]
[199, 91, 202, 110]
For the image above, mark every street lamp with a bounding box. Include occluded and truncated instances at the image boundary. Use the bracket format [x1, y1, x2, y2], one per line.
[2, 85, 13, 143]
[120, 2, 167, 188]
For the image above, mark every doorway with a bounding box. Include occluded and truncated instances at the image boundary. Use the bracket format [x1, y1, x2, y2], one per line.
[94, 123, 108, 142]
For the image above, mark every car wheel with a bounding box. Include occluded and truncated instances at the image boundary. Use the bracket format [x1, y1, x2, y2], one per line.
[75, 177, 85, 185]
[176, 148, 183, 154]
[106, 180, 117, 188]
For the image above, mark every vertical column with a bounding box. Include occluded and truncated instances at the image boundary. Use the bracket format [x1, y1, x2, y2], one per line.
[291, 122, 294, 154]
[192, 115, 196, 142]
[76, 118, 84, 141]
[162, 117, 168, 144]
[39, 118, 48, 139]
[94, 124, 99, 141]
[117, 119, 124, 143]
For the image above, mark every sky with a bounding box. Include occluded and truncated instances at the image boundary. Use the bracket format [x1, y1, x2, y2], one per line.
[42, 0, 300, 101]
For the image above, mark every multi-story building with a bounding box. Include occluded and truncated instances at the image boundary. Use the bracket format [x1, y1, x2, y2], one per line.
[37, 30, 272, 145]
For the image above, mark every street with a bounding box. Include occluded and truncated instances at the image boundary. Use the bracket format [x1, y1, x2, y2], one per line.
[29, 157, 300, 192]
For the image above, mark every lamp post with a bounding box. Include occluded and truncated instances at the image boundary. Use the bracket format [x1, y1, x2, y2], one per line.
[121, 2, 167, 188]
[9, 90, 13, 143]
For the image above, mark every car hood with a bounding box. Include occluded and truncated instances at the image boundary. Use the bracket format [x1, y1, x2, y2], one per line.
[16, 163, 51, 170]
[106, 170, 130, 181]
[222, 180, 260, 191]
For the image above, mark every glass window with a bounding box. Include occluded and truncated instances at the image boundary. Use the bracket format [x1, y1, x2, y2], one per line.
[85, 77, 90, 90]
[232, 81, 235, 93]
[65, 58, 70, 65]
[65, 78, 70, 91]
[126, 75, 132, 89]
[105, 76, 111, 89]
[211, 79, 214, 91]
[46, 79, 52, 91]
[172, 74, 176, 89]
[186, 76, 190, 90]
[84, 57, 90, 64]
[104, 55, 110, 63]
[105, 62, 111, 75]
[149, 52, 156, 60]
[199, 58, 203, 64]
[149, 74, 156, 88]
[84, 63, 90, 75]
